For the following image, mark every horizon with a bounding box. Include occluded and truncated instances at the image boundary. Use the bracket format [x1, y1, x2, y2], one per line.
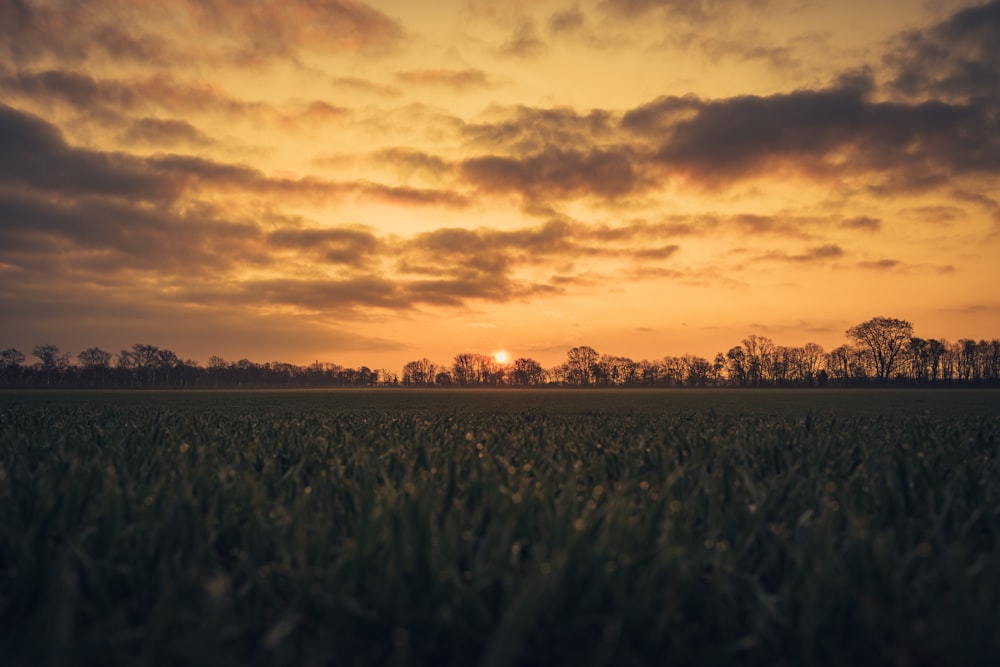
[2, 1, 999, 369]
[6, 315, 995, 374]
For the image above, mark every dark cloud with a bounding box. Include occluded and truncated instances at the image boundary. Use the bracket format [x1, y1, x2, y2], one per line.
[0, 103, 179, 201]
[395, 69, 493, 91]
[0, 107, 689, 321]
[405, 219, 683, 276]
[0, 104, 468, 210]
[888, 0, 1000, 103]
[633, 245, 681, 260]
[698, 34, 798, 69]
[500, 19, 548, 58]
[549, 5, 586, 34]
[0, 69, 351, 129]
[0, 0, 404, 68]
[857, 259, 901, 270]
[624, 71, 999, 188]
[464, 105, 617, 154]
[372, 148, 454, 178]
[898, 205, 966, 224]
[854, 259, 955, 274]
[121, 117, 214, 147]
[759, 245, 845, 263]
[180, 0, 404, 57]
[0, 190, 261, 277]
[267, 227, 381, 265]
[600, 0, 773, 22]
[461, 147, 648, 202]
[728, 214, 811, 238]
[0, 1, 133, 65]
[840, 216, 881, 231]
[0, 68, 275, 123]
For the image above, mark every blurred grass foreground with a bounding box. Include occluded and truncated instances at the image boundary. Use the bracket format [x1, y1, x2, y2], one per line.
[1, 389, 999, 666]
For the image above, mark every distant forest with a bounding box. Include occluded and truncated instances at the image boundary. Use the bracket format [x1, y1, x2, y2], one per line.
[2, 317, 999, 389]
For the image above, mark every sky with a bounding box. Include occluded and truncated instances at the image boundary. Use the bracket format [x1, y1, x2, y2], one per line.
[1, 0, 998, 370]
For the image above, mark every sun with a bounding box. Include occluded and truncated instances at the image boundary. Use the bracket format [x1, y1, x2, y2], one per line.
[494, 351, 509, 364]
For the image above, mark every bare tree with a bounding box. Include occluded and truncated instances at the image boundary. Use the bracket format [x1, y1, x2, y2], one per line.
[402, 358, 436, 385]
[78, 347, 112, 386]
[565, 346, 599, 385]
[846, 317, 914, 382]
[725, 346, 749, 386]
[0, 348, 25, 367]
[681, 355, 711, 387]
[32, 343, 69, 385]
[510, 357, 544, 385]
[452, 353, 478, 385]
[0, 348, 26, 385]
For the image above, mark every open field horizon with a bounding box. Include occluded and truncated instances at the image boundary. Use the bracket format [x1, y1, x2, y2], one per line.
[3, 387, 1000, 417]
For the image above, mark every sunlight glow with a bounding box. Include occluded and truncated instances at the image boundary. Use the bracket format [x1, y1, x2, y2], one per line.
[494, 351, 509, 364]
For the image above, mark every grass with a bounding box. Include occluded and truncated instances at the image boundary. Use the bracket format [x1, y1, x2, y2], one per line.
[1, 389, 999, 666]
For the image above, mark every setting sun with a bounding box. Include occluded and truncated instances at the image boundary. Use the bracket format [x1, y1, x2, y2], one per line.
[494, 351, 509, 365]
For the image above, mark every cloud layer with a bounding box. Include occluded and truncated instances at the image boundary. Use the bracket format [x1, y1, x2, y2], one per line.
[2, 0, 998, 363]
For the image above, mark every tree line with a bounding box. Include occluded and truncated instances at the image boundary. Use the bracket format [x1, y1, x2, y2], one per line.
[2, 317, 999, 389]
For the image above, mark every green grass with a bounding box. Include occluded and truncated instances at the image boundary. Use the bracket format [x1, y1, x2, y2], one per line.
[1, 390, 999, 666]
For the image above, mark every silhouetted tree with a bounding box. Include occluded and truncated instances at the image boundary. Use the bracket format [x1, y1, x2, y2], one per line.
[0, 348, 26, 385]
[452, 353, 478, 385]
[32, 343, 69, 385]
[78, 347, 112, 387]
[402, 358, 436, 385]
[510, 357, 544, 385]
[681, 355, 712, 387]
[725, 346, 749, 386]
[846, 317, 913, 382]
[565, 346, 599, 385]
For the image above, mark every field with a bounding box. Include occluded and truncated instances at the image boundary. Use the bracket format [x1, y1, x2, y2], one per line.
[1, 389, 999, 666]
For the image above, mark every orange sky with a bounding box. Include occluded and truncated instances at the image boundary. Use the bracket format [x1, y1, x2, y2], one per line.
[1, 0, 998, 370]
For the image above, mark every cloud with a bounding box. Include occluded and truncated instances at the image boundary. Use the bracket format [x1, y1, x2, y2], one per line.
[759, 245, 845, 263]
[0, 103, 469, 210]
[372, 147, 454, 179]
[729, 214, 808, 237]
[697, 33, 799, 69]
[624, 71, 999, 189]
[0, 69, 353, 131]
[0, 0, 405, 68]
[463, 105, 617, 154]
[0, 1, 155, 65]
[121, 117, 214, 148]
[178, 0, 404, 57]
[897, 205, 966, 224]
[857, 259, 901, 271]
[840, 216, 881, 231]
[0, 103, 180, 202]
[888, 0, 1000, 103]
[600, 0, 774, 22]
[0, 191, 261, 277]
[0, 108, 695, 324]
[549, 5, 586, 34]
[499, 19, 548, 58]
[856, 259, 956, 275]
[461, 147, 648, 202]
[332, 76, 402, 97]
[267, 227, 382, 266]
[395, 68, 493, 91]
